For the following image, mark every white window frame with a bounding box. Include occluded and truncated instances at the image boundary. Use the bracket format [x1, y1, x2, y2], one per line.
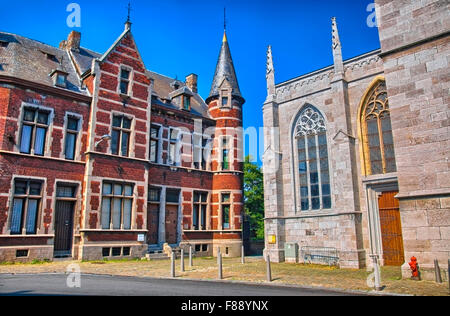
[17, 103, 54, 157]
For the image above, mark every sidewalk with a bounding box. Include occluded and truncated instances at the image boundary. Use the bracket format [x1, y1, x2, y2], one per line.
[0, 257, 448, 296]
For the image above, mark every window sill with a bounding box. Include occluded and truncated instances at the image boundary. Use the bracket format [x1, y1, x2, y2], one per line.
[0, 234, 53, 238]
[79, 229, 147, 233]
[183, 229, 242, 233]
[0, 150, 85, 164]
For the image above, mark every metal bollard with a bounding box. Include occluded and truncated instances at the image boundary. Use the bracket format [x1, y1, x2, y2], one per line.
[171, 250, 176, 278]
[189, 246, 193, 268]
[241, 245, 245, 264]
[434, 259, 442, 283]
[218, 250, 223, 280]
[181, 248, 185, 272]
[266, 254, 272, 282]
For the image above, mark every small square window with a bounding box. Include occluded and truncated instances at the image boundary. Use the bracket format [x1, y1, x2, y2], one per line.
[120, 81, 129, 95]
[113, 116, 122, 128]
[122, 117, 132, 129]
[148, 188, 161, 202]
[170, 129, 179, 141]
[37, 111, 49, 125]
[201, 244, 208, 252]
[23, 109, 35, 122]
[121, 69, 130, 80]
[123, 247, 131, 256]
[166, 189, 180, 203]
[103, 183, 112, 195]
[67, 117, 79, 131]
[29, 182, 42, 196]
[222, 194, 231, 203]
[195, 245, 201, 252]
[112, 247, 121, 257]
[14, 181, 27, 195]
[57, 185, 76, 198]
[56, 74, 66, 87]
[102, 248, 111, 257]
[124, 185, 133, 197]
[222, 96, 229, 107]
[16, 249, 29, 258]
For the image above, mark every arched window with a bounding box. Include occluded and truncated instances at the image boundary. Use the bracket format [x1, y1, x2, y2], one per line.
[361, 80, 397, 175]
[294, 106, 331, 211]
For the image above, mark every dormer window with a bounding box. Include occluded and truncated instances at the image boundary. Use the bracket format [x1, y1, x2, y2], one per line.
[56, 74, 66, 87]
[169, 86, 194, 111]
[119, 68, 131, 95]
[50, 69, 68, 88]
[46, 53, 58, 63]
[183, 95, 191, 111]
[220, 88, 231, 108]
[221, 96, 229, 107]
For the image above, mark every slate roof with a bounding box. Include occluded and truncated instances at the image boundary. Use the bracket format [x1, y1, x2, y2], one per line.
[0, 30, 210, 118]
[207, 32, 243, 104]
[147, 70, 210, 118]
[0, 31, 88, 95]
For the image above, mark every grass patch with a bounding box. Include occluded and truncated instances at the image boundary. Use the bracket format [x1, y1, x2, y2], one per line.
[83, 257, 142, 264]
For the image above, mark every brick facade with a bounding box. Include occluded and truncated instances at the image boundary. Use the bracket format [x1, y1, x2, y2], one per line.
[0, 24, 244, 261]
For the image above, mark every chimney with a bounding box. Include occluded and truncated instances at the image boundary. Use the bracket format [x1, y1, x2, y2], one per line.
[67, 31, 81, 51]
[185, 74, 198, 94]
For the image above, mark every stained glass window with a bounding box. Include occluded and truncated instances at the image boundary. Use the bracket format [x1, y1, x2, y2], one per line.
[361, 81, 397, 175]
[295, 106, 331, 211]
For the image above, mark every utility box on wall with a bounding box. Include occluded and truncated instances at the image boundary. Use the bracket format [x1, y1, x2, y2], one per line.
[285, 243, 299, 263]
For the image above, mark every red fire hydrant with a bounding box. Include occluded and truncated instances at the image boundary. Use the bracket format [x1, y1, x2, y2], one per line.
[409, 256, 420, 280]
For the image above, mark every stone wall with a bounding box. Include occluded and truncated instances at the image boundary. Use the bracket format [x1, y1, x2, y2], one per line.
[264, 50, 384, 268]
[376, 0, 450, 278]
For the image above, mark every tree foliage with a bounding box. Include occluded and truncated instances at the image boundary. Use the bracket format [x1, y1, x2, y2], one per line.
[243, 156, 264, 240]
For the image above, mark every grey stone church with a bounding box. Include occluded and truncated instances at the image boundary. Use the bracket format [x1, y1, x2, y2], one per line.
[263, 0, 449, 280]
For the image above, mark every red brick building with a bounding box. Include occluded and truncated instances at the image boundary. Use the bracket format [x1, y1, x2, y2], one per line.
[0, 21, 245, 261]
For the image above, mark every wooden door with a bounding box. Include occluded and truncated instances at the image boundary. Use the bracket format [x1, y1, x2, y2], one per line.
[165, 204, 178, 244]
[378, 191, 405, 266]
[54, 200, 74, 257]
[147, 203, 160, 245]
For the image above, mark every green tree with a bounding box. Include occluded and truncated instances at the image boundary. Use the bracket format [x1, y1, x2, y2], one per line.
[243, 156, 264, 240]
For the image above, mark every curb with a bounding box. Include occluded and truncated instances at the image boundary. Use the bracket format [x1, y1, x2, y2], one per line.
[0, 272, 410, 296]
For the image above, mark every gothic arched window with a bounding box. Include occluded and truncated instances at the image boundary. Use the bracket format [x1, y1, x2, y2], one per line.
[295, 106, 331, 211]
[361, 80, 397, 175]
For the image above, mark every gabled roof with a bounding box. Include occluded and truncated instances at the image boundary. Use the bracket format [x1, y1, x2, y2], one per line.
[0, 31, 89, 95]
[206, 31, 243, 104]
[147, 70, 210, 118]
[0, 29, 211, 119]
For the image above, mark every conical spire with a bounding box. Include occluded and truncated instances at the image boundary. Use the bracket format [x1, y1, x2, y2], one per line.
[206, 31, 243, 104]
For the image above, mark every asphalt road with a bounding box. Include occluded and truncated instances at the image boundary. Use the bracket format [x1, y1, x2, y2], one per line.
[0, 273, 364, 296]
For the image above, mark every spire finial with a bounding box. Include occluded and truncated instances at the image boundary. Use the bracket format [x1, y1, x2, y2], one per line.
[331, 17, 344, 75]
[127, 1, 132, 23]
[222, 7, 228, 42]
[125, 1, 132, 30]
[331, 17, 341, 50]
[266, 45, 276, 99]
[224, 7, 227, 32]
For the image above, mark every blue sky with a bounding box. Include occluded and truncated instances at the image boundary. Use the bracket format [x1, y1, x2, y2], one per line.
[0, 0, 380, 163]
